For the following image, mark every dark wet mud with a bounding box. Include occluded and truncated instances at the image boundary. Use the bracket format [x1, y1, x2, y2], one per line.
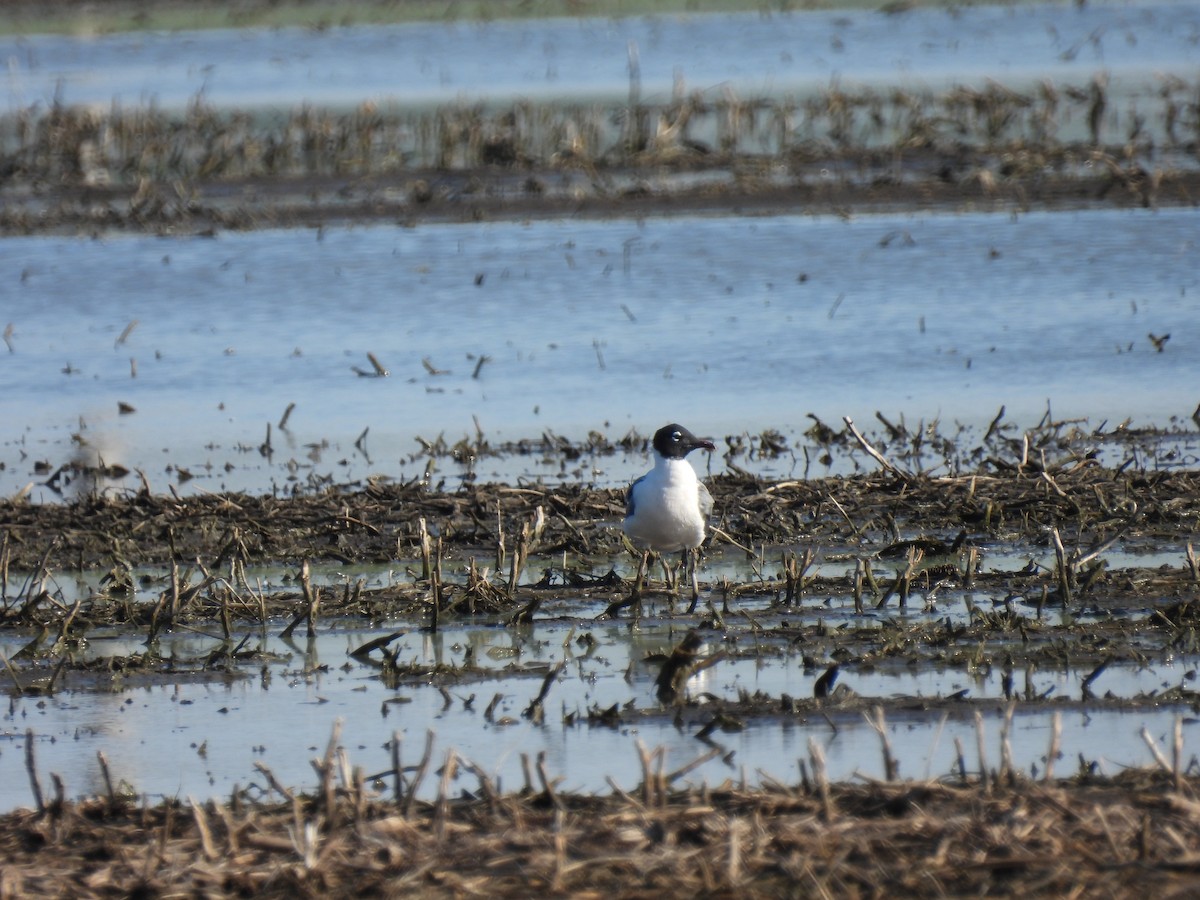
[5, 416, 1200, 701]
[6, 761, 1200, 899]
[5, 136, 1195, 238]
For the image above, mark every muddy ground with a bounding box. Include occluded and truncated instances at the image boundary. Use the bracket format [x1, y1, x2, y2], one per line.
[5, 416, 1200, 690]
[6, 765, 1200, 899]
[5, 231, 1200, 898]
[4, 9, 1200, 887]
[4, 144, 1195, 238]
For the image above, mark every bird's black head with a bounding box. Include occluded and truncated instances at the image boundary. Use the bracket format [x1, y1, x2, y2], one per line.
[652, 423, 716, 460]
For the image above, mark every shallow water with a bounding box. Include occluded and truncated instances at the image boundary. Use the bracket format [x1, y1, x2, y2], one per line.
[4, 1, 1200, 816]
[3, 206, 1198, 500]
[3, 3, 1198, 114]
[3, 621, 1196, 812]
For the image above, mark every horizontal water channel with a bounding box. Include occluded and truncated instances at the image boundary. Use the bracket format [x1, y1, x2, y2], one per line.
[2, 620, 1197, 812]
[4, 3, 1198, 113]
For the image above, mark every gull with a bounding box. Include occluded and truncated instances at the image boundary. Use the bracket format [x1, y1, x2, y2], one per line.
[622, 423, 715, 610]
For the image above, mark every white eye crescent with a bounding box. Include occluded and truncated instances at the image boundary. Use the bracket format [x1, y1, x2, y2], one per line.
[671, 431, 682, 441]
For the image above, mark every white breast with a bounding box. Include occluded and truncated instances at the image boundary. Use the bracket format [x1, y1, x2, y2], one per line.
[624, 458, 708, 552]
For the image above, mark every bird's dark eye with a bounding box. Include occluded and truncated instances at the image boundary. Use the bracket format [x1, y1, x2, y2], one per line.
[671, 431, 682, 442]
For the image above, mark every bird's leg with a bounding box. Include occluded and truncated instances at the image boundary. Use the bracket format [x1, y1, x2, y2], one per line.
[686, 548, 703, 614]
[662, 550, 687, 615]
[631, 550, 650, 598]
[660, 555, 676, 593]
[672, 550, 690, 611]
[690, 548, 701, 604]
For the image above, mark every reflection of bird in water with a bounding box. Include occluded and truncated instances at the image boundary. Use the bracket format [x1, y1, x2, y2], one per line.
[655, 629, 704, 704]
[622, 423, 715, 612]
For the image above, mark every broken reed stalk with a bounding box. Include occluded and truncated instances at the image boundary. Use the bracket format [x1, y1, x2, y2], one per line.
[426, 535, 443, 633]
[114, 319, 138, 348]
[391, 731, 403, 805]
[44, 656, 67, 695]
[97, 750, 117, 806]
[875, 546, 923, 610]
[636, 740, 670, 808]
[843, 416, 911, 481]
[865, 706, 898, 781]
[535, 751, 563, 810]
[1174, 716, 1184, 793]
[146, 559, 178, 642]
[807, 737, 835, 821]
[626, 40, 643, 155]
[999, 700, 1017, 785]
[954, 736, 968, 783]
[312, 718, 342, 828]
[190, 797, 219, 861]
[0, 531, 10, 605]
[494, 505, 506, 573]
[506, 529, 525, 598]
[505, 507, 544, 600]
[346, 750, 368, 822]
[433, 535, 443, 596]
[727, 819, 744, 888]
[522, 660, 564, 724]
[253, 761, 296, 802]
[782, 547, 815, 604]
[28, 537, 58, 603]
[1051, 526, 1072, 605]
[465, 756, 499, 813]
[1142, 725, 1174, 780]
[964, 546, 979, 588]
[367, 352, 389, 377]
[975, 710, 991, 792]
[852, 557, 864, 614]
[218, 586, 233, 642]
[419, 518, 432, 581]
[169, 558, 181, 622]
[2, 652, 24, 693]
[281, 560, 318, 640]
[433, 749, 458, 842]
[520, 754, 534, 794]
[667, 747, 722, 785]
[25, 729, 44, 814]
[1044, 711, 1062, 782]
[551, 805, 567, 891]
[404, 730, 436, 819]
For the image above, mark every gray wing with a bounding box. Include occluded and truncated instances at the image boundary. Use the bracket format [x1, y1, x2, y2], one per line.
[698, 481, 713, 519]
[625, 474, 646, 518]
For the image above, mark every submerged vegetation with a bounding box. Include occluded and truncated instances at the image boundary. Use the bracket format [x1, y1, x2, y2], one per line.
[2, 40, 1197, 233]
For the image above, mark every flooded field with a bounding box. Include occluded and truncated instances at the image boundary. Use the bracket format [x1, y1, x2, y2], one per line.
[3, 1, 1200, 896]
[6, 610, 1200, 812]
[2, 206, 1197, 502]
